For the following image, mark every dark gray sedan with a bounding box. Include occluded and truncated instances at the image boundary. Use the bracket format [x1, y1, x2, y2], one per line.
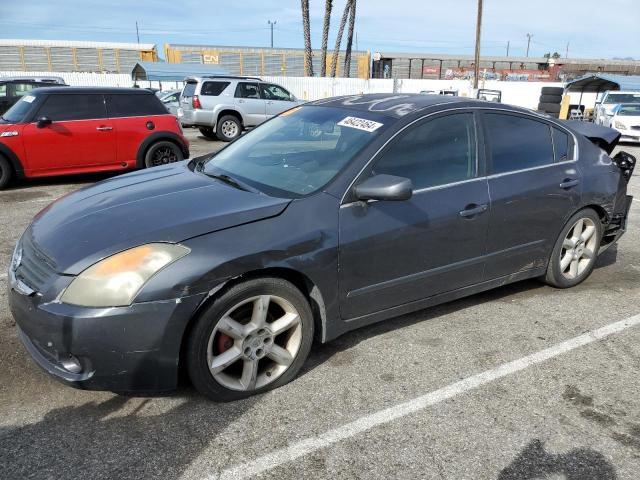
[8, 94, 635, 401]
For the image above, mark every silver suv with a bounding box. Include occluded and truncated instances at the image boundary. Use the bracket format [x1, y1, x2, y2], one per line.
[180, 76, 302, 141]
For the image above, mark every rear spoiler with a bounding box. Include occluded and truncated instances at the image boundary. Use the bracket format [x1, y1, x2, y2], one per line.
[560, 120, 621, 155]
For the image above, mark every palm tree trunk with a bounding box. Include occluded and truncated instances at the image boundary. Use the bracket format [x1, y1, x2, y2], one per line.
[343, 0, 356, 77]
[301, 0, 314, 76]
[330, 0, 351, 77]
[320, 0, 333, 77]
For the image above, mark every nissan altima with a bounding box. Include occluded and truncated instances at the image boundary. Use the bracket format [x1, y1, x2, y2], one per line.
[8, 94, 635, 401]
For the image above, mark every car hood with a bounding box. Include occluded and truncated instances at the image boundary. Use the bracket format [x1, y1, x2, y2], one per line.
[27, 162, 291, 274]
[614, 115, 640, 125]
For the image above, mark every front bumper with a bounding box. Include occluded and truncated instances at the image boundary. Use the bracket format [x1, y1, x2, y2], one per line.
[9, 278, 205, 393]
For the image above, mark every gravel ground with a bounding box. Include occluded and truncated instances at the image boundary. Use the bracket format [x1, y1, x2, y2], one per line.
[1, 132, 639, 480]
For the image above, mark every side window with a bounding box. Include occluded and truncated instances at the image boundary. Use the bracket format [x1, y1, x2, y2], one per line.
[485, 113, 554, 174]
[201, 81, 230, 96]
[0, 84, 6, 97]
[373, 113, 477, 190]
[261, 84, 291, 101]
[235, 82, 261, 99]
[12, 83, 38, 97]
[105, 94, 167, 117]
[552, 128, 571, 162]
[36, 94, 106, 121]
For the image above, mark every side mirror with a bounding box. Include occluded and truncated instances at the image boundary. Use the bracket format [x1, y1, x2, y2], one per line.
[36, 116, 52, 128]
[354, 174, 413, 202]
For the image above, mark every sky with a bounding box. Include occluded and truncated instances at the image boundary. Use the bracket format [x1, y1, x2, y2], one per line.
[2, 0, 638, 60]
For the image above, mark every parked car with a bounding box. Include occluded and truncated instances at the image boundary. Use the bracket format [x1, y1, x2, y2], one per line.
[158, 89, 181, 116]
[0, 87, 189, 189]
[602, 103, 640, 142]
[180, 75, 302, 141]
[594, 91, 640, 125]
[9, 94, 634, 401]
[0, 76, 66, 115]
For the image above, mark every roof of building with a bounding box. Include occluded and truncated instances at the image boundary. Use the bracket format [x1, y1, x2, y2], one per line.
[0, 39, 155, 50]
[131, 62, 229, 82]
[565, 73, 640, 92]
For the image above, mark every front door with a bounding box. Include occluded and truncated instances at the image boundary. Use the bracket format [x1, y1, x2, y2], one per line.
[481, 112, 582, 279]
[22, 93, 116, 174]
[261, 84, 298, 118]
[339, 112, 490, 320]
[234, 82, 266, 126]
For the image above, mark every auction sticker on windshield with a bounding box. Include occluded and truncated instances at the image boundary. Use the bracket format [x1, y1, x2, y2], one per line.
[337, 116, 384, 133]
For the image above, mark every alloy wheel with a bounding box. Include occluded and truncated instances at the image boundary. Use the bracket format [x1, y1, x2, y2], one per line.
[151, 146, 178, 166]
[206, 295, 302, 391]
[560, 217, 597, 279]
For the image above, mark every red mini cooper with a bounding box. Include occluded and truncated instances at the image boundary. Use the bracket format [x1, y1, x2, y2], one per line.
[0, 87, 189, 189]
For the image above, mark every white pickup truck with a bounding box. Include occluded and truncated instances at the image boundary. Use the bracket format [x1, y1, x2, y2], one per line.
[594, 90, 640, 125]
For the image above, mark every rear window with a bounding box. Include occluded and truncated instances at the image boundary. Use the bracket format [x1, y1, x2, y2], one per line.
[37, 94, 107, 121]
[183, 83, 196, 97]
[105, 94, 167, 117]
[201, 81, 230, 96]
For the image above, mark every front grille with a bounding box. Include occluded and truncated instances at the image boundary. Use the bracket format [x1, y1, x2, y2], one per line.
[15, 234, 57, 292]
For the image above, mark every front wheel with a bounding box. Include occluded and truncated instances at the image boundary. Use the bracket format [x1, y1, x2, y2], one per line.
[544, 209, 602, 288]
[0, 156, 13, 190]
[144, 141, 184, 168]
[186, 278, 314, 401]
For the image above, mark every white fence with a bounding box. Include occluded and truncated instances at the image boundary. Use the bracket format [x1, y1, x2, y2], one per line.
[1, 70, 564, 110]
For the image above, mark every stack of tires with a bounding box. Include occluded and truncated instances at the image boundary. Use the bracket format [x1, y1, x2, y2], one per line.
[537, 86, 564, 118]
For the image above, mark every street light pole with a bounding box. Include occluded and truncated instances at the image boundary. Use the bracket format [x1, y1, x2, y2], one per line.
[473, 0, 483, 89]
[268, 20, 277, 48]
[526, 33, 533, 57]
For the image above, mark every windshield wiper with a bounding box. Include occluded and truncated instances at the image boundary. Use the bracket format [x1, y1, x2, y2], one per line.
[204, 171, 260, 194]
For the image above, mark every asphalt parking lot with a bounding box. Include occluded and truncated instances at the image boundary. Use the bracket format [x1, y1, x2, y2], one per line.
[1, 130, 640, 480]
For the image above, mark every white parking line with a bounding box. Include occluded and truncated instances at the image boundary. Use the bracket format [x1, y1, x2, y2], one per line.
[216, 313, 640, 480]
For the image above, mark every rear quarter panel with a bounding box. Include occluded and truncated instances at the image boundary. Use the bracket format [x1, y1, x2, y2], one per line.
[114, 115, 183, 166]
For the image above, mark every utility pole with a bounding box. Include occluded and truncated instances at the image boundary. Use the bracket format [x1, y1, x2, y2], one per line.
[526, 33, 532, 57]
[135, 21, 140, 44]
[267, 20, 276, 48]
[355, 32, 358, 52]
[473, 0, 483, 89]
[565, 41, 569, 58]
[506, 40, 510, 57]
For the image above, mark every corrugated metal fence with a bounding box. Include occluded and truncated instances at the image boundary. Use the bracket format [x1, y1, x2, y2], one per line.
[1, 71, 562, 110]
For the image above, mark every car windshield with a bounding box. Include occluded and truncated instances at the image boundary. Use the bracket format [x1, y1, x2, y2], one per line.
[604, 93, 640, 104]
[202, 106, 390, 197]
[617, 104, 640, 116]
[2, 94, 37, 123]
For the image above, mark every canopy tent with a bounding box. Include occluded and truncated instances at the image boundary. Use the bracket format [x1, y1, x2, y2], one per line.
[131, 62, 228, 82]
[565, 73, 640, 93]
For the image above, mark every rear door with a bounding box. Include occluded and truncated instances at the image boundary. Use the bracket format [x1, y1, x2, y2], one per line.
[481, 111, 581, 279]
[261, 83, 298, 117]
[21, 93, 116, 173]
[234, 82, 266, 126]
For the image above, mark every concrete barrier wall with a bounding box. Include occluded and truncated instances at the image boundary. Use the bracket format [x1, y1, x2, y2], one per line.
[1, 70, 563, 110]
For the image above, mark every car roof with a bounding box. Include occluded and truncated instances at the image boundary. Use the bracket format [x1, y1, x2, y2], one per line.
[185, 75, 262, 82]
[28, 86, 156, 95]
[307, 93, 518, 118]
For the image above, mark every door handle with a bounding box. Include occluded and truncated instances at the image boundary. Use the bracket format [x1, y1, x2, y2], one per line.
[238, 99, 245, 103]
[459, 203, 488, 218]
[96, 126, 113, 131]
[559, 178, 579, 189]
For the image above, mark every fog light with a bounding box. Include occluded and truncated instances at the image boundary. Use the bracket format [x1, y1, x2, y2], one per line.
[60, 355, 82, 374]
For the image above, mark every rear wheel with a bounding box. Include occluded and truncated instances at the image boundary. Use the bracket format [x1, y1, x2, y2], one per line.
[544, 209, 602, 288]
[186, 277, 314, 401]
[0, 156, 13, 190]
[144, 141, 183, 168]
[217, 115, 242, 142]
[198, 127, 218, 140]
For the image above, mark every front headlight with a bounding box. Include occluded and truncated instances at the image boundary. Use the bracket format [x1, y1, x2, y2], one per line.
[614, 121, 627, 130]
[60, 243, 190, 307]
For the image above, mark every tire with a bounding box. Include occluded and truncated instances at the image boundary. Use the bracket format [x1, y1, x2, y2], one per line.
[544, 209, 602, 288]
[186, 277, 314, 402]
[198, 127, 218, 140]
[539, 94, 562, 104]
[0, 156, 12, 190]
[541, 86, 564, 96]
[538, 102, 561, 113]
[216, 115, 242, 142]
[144, 141, 184, 168]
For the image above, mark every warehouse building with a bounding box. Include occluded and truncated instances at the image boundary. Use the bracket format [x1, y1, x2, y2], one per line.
[0, 39, 157, 73]
[164, 44, 370, 78]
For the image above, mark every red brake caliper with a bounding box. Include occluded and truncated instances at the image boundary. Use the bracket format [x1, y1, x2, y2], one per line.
[217, 333, 234, 353]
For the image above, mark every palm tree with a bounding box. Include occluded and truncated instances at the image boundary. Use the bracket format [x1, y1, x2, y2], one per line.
[320, 0, 333, 76]
[330, 0, 351, 77]
[343, 0, 356, 77]
[301, 0, 314, 76]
